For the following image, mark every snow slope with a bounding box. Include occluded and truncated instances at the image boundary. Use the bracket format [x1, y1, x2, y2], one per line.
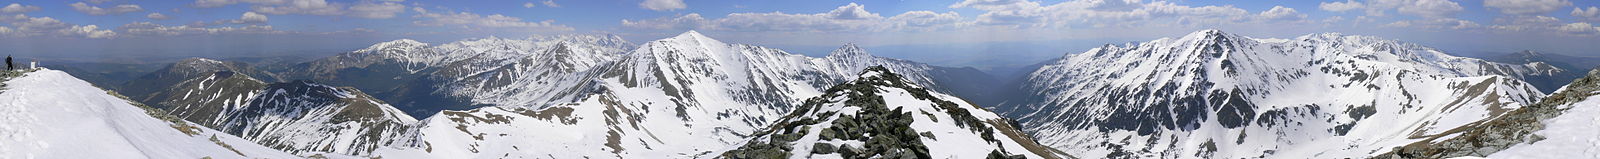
[369, 31, 975, 158]
[1374, 68, 1600, 158]
[720, 66, 1065, 159]
[215, 80, 419, 156]
[1487, 69, 1600, 158]
[0, 69, 297, 159]
[130, 60, 420, 156]
[282, 34, 635, 117]
[144, 71, 267, 127]
[1489, 96, 1600, 158]
[1001, 29, 1551, 158]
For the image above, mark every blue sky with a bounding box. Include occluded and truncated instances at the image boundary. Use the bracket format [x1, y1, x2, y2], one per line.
[2, 0, 1599, 71]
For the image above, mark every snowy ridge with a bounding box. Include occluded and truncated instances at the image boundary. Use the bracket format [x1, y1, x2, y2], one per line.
[0, 69, 297, 159]
[1375, 68, 1600, 158]
[720, 66, 1065, 159]
[431, 37, 632, 108]
[123, 58, 279, 103]
[1001, 29, 1549, 158]
[369, 31, 966, 158]
[216, 80, 419, 156]
[284, 34, 636, 117]
[144, 71, 267, 127]
[1482, 69, 1600, 158]
[131, 59, 422, 156]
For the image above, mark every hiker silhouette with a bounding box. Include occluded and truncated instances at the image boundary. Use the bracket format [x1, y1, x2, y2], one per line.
[5, 55, 11, 71]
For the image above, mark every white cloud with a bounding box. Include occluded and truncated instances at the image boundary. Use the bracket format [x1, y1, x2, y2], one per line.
[195, 0, 402, 19]
[0, 14, 117, 38]
[1556, 22, 1599, 35]
[543, 0, 560, 7]
[1396, 0, 1463, 18]
[1383, 18, 1480, 30]
[118, 22, 281, 36]
[623, 3, 962, 32]
[621, 13, 707, 30]
[945, 0, 1320, 29]
[1488, 15, 1560, 31]
[411, 7, 574, 31]
[239, 11, 268, 23]
[62, 25, 117, 38]
[949, 0, 1041, 11]
[826, 3, 881, 20]
[1474, 16, 1600, 36]
[346, 1, 404, 19]
[1258, 6, 1307, 21]
[1322, 16, 1347, 24]
[522, 1, 560, 8]
[640, 0, 685, 11]
[192, 0, 285, 8]
[86, 0, 114, 4]
[69, 2, 145, 16]
[1, 3, 42, 14]
[887, 11, 965, 30]
[1326, 0, 1464, 18]
[250, 0, 342, 15]
[1044, 1, 1254, 27]
[1575, 7, 1600, 22]
[1484, 0, 1571, 15]
[146, 12, 169, 20]
[1320, 0, 1365, 12]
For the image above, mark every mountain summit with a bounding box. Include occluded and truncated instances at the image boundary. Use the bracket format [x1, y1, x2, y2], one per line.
[721, 66, 1067, 158]
[1000, 29, 1552, 158]
[364, 31, 998, 158]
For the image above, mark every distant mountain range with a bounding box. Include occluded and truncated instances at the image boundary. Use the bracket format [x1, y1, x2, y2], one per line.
[1480, 50, 1600, 93]
[995, 30, 1560, 158]
[10, 29, 1599, 159]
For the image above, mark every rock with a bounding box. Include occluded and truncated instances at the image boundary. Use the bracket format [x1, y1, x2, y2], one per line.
[839, 144, 858, 158]
[812, 143, 835, 154]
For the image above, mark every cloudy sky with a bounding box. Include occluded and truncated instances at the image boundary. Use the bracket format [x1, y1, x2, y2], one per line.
[1, 0, 1598, 71]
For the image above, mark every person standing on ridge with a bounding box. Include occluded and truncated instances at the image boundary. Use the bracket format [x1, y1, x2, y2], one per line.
[5, 55, 12, 71]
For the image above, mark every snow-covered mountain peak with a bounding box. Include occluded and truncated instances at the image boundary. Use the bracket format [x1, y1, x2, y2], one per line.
[1183, 29, 1229, 38]
[1005, 29, 1552, 158]
[826, 43, 870, 59]
[662, 30, 723, 46]
[166, 58, 235, 75]
[216, 79, 418, 155]
[0, 69, 299, 158]
[529, 34, 633, 49]
[1174, 29, 1256, 45]
[721, 66, 1064, 159]
[177, 57, 224, 65]
[360, 39, 429, 53]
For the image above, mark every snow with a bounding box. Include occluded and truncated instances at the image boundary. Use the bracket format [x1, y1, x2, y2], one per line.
[722, 70, 1058, 158]
[1486, 94, 1600, 158]
[0, 69, 297, 159]
[360, 31, 975, 158]
[1007, 30, 1551, 158]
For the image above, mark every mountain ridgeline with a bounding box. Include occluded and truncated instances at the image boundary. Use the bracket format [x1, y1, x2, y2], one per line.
[75, 29, 1600, 158]
[720, 66, 1066, 159]
[113, 31, 1024, 157]
[995, 30, 1561, 158]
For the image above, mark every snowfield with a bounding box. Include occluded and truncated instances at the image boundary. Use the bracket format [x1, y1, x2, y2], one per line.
[0, 69, 298, 159]
[719, 67, 1063, 159]
[1487, 88, 1600, 158]
[1002, 29, 1553, 158]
